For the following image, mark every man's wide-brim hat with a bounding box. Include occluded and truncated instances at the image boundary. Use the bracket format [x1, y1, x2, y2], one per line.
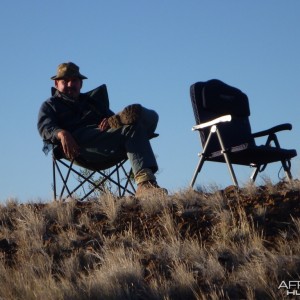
[51, 62, 88, 80]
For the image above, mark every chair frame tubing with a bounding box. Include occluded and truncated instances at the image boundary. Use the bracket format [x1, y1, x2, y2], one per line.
[52, 155, 135, 201]
[250, 133, 293, 182]
[190, 125, 238, 188]
[190, 125, 294, 188]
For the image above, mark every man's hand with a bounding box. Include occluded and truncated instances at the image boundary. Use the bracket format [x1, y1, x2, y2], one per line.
[98, 118, 110, 131]
[57, 130, 80, 160]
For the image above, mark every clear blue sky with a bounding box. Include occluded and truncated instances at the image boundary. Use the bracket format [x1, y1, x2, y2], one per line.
[0, 1, 299, 202]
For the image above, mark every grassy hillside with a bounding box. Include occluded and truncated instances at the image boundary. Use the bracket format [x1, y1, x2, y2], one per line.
[0, 180, 300, 299]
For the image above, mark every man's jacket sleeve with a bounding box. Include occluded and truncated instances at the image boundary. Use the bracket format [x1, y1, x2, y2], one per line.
[37, 101, 62, 144]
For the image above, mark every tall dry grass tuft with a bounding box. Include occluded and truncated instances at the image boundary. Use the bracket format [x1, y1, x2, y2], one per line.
[44, 199, 77, 227]
[139, 193, 169, 216]
[83, 245, 147, 299]
[286, 178, 300, 191]
[97, 193, 120, 225]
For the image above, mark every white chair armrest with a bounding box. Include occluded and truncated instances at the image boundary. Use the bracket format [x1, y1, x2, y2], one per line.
[192, 115, 232, 131]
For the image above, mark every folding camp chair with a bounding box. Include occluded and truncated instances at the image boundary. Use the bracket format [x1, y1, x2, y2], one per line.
[50, 84, 136, 201]
[190, 79, 297, 188]
[52, 146, 135, 201]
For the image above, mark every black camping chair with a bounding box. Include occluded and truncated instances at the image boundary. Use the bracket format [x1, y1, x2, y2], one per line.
[50, 84, 136, 201]
[190, 79, 297, 188]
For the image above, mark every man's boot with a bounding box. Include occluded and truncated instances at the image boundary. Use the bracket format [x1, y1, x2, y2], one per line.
[135, 180, 168, 198]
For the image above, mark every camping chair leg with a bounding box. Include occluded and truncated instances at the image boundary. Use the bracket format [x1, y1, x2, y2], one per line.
[250, 167, 259, 182]
[116, 163, 121, 197]
[190, 156, 205, 188]
[70, 170, 100, 200]
[120, 164, 135, 197]
[190, 129, 217, 188]
[53, 158, 77, 200]
[250, 162, 268, 182]
[58, 160, 75, 199]
[222, 153, 239, 187]
[264, 134, 293, 182]
[215, 128, 239, 187]
[282, 159, 293, 181]
[53, 157, 57, 201]
[97, 160, 135, 197]
[268, 134, 293, 181]
[53, 156, 80, 200]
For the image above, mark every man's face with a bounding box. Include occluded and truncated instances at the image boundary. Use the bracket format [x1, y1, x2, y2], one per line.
[55, 77, 82, 99]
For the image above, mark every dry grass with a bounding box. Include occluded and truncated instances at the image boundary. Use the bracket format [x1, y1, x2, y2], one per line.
[0, 180, 300, 299]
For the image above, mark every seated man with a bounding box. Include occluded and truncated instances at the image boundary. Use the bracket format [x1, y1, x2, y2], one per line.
[37, 62, 166, 197]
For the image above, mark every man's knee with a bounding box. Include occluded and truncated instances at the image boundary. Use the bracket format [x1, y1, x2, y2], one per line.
[140, 107, 159, 132]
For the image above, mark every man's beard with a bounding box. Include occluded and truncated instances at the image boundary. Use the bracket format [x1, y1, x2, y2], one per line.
[64, 87, 79, 99]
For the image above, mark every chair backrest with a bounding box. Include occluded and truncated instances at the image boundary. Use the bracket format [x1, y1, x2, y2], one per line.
[190, 79, 255, 153]
[83, 84, 111, 117]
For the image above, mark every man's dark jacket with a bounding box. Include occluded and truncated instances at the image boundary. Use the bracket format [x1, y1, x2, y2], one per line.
[37, 85, 113, 145]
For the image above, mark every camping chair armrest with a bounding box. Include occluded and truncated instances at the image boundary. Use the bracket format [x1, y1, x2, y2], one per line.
[192, 115, 232, 131]
[252, 123, 292, 138]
